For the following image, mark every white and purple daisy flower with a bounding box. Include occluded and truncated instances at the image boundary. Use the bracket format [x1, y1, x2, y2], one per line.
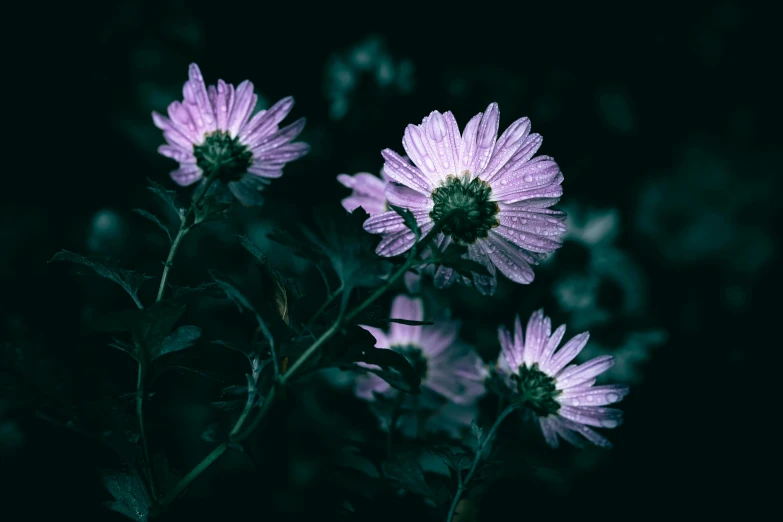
[497, 309, 629, 448]
[152, 63, 309, 206]
[356, 294, 486, 437]
[336, 169, 391, 215]
[363, 103, 567, 295]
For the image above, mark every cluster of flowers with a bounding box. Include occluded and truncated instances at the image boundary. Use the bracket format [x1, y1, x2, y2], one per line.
[155, 63, 628, 449]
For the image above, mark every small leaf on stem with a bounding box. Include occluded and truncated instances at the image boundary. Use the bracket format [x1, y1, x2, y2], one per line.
[133, 208, 173, 243]
[48, 251, 153, 307]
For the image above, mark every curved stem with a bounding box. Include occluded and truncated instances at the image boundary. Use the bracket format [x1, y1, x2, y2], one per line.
[308, 284, 343, 325]
[157, 226, 441, 511]
[136, 362, 158, 502]
[155, 224, 189, 303]
[154, 176, 216, 303]
[446, 403, 521, 522]
[159, 442, 227, 509]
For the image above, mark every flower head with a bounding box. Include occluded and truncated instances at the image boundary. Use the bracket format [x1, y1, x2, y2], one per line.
[336, 169, 391, 215]
[152, 63, 309, 206]
[356, 294, 486, 437]
[496, 309, 629, 448]
[363, 103, 566, 295]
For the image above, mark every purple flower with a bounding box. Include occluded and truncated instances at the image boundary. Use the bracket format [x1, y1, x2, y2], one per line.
[497, 309, 629, 448]
[152, 63, 309, 206]
[356, 294, 486, 437]
[336, 169, 391, 215]
[363, 103, 566, 295]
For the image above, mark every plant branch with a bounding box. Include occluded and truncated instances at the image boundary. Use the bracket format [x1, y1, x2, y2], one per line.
[446, 403, 521, 522]
[136, 362, 158, 502]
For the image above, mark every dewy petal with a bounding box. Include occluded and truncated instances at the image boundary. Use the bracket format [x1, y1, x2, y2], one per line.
[544, 332, 590, 376]
[480, 117, 531, 183]
[227, 80, 256, 137]
[433, 264, 457, 289]
[558, 405, 624, 429]
[385, 182, 433, 210]
[170, 165, 202, 186]
[467, 242, 497, 296]
[522, 309, 549, 365]
[248, 117, 306, 152]
[375, 219, 434, 257]
[187, 63, 217, 132]
[492, 224, 564, 254]
[491, 133, 544, 185]
[556, 355, 615, 388]
[402, 122, 445, 185]
[482, 233, 536, 284]
[381, 149, 435, 194]
[559, 384, 629, 407]
[239, 96, 295, 144]
[538, 416, 560, 448]
[540, 324, 566, 368]
[491, 156, 563, 202]
[498, 324, 521, 370]
[469, 102, 500, 177]
[253, 142, 310, 163]
[419, 110, 461, 182]
[338, 173, 387, 215]
[388, 295, 424, 345]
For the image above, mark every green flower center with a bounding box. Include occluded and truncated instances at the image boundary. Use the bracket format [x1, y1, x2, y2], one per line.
[513, 363, 561, 416]
[193, 131, 253, 181]
[429, 174, 499, 244]
[394, 344, 428, 380]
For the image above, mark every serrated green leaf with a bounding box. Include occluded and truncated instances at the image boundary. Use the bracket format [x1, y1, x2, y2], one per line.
[146, 178, 181, 218]
[89, 302, 187, 362]
[210, 271, 277, 375]
[194, 194, 232, 224]
[100, 469, 150, 521]
[133, 208, 172, 243]
[382, 459, 435, 499]
[238, 235, 299, 325]
[152, 325, 201, 360]
[470, 421, 484, 443]
[267, 229, 325, 261]
[48, 251, 153, 308]
[301, 206, 389, 292]
[355, 347, 421, 394]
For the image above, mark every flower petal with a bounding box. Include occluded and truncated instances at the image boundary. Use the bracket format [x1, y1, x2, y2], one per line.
[389, 295, 424, 344]
[480, 117, 531, 183]
[544, 332, 590, 376]
[381, 149, 434, 194]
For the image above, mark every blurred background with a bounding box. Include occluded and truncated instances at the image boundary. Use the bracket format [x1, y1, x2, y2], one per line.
[1, 0, 774, 519]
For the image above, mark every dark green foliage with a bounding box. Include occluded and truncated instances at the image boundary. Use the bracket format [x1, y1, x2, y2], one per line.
[300, 206, 389, 292]
[133, 208, 173, 243]
[48, 250, 154, 307]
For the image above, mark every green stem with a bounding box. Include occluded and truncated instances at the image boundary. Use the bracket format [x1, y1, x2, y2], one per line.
[159, 442, 228, 509]
[308, 284, 343, 325]
[155, 224, 189, 303]
[446, 403, 521, 522]
[136, 362, 158, 502]
[157, 225, 441, 511]
[154, 176, 216, 303]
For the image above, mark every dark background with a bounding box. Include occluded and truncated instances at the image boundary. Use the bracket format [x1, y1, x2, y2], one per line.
[2, 1, 773, 520]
